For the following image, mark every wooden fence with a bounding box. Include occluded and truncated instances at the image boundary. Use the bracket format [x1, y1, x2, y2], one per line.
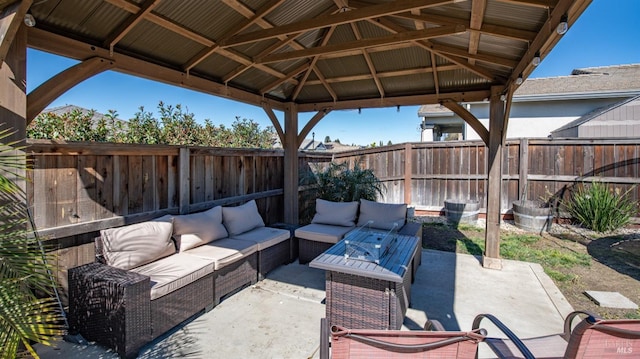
[29, 138, 640, 245]
[328, 138, 640, 216]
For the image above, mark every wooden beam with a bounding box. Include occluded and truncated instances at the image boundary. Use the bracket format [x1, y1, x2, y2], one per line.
[313, 66, 338, 102]
[351, 22, 385, 98]
[0, 0, 31, 67]
[262, 102, 285, 145]
[27, 27, 285, 111]
[257, 25, 465, 64]
[103, 0, 290, 82]
[297, 88, 491, 112]
[468, 0, 487, 65]
[27, 57, 115, 124]
[427, 41, 518, 68]
[392, 12, 536, 42]
[495, 0, 558, 9]
[185, 0, 286, 71]
[283, 103, 299, 224]
[442, 100, 489, 146]
[221, 0, 457, 47]
[430, 52, 439, 95]
[292, 26, 336, 101]
[260, 62, 310, 94]
[371, 18, 499, 82]
[507, 0, 588, 88]
[1, 16, 27, 150]
[104, 0, 160, 52]
[298, 109, 331, 148]
[483, 86, 505, 269]
[303, 64, 459, 85]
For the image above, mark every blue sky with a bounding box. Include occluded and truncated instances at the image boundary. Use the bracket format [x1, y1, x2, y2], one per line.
[27, 0, 640, 146]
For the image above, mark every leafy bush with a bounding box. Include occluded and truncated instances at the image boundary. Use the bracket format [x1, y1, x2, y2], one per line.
[311, 161, 385, 202]
[29, 102, 276, 149]
[299, 161, 385, 223]
[564, 181, 637, 233]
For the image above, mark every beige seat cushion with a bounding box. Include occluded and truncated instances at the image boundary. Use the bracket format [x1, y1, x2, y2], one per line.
[100, 218, 175, 270]
[184, 238, 257, 270]
[311, 199, 359, 227]
[131, 253, 214, 300]
[357, 199, 407, 230]
[295, 223, 355, 244]
[222, 200, 265, 236]
[173, 206, 228, 252]
[231, 227, 290, 250]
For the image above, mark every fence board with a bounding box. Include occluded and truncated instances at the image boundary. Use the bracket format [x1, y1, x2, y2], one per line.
[77, 155, 97, 223]
[156, 155, 169, 209]
[96, 155, 114, 219]
[56, 156, 77, 227]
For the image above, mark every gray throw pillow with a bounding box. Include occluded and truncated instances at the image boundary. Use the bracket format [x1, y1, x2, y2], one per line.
[311, 199, 359, 227]
[101, 218, 175, 270]
[222, 200, 265, 236]
[173, 206, 228, 252]
[357, 198, 406, 230]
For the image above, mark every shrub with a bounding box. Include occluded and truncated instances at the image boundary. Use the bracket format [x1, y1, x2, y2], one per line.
[311, 161, 385, 202]
[564, 181, 637, 233]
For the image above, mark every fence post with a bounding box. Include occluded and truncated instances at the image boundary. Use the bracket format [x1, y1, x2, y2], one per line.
[519, 138, 529, 200]
[179, 147, 190, 214]
[404, 143, 412, 205]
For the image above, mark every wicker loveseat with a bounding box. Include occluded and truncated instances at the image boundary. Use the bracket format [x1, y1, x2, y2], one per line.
[68, 200, 290, 358]
[295, 199, 422, 267]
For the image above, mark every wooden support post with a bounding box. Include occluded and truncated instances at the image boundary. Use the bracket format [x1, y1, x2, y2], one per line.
[404, 143, 412, 205]
[483, 86, 505, 270]
[283, 103, 299, 224]
[179, 147, 190, 214]
[0, 24, 27, 191]
[519, 138, 529, 200]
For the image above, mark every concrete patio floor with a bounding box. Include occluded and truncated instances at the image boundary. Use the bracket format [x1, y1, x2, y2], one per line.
[36, 249, 574, 358]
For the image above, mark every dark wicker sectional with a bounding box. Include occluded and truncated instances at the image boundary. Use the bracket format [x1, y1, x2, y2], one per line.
[68, 233, 290, 358]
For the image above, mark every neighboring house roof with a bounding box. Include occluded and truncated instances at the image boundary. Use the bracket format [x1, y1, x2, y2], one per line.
[418, 64, 640, 116]
[417, 104, 456, 118]
[299, 139, 326, 151]
[513, 64, 640, 100]
[41, 105, 125, 127]
[43, 105, 108, 122]
[324, 141, 362, 152]
[551, 95, 640, 134]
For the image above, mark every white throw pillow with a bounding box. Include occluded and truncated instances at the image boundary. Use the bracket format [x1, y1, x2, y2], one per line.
[101, 219, 175, 270]
[311, 199, 359, 227]
[357, 198, 406, 230]
[173, 206, 228, 252]
[222, 200, 265, 236]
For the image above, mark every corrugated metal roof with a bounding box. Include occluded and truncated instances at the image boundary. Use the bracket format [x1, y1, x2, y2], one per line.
[24, 0, 592, 110]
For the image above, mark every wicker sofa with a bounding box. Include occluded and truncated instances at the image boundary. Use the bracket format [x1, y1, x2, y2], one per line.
[296, 199, 422, 268]
[68, 200, 290, 358]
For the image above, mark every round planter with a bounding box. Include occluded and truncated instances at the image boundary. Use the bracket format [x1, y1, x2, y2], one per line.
[512, 200, 553, 233]
[444, 199, 480, 225]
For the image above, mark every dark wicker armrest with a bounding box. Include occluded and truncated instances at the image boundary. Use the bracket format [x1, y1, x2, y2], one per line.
[472, 313, 535, 359]
[68, 262, 151, 359]
[398, 222, 422, 237]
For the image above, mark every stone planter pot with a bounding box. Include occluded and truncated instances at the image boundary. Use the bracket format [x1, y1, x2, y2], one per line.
[444, 199, 480, 225]
[512, 200, 553, 233]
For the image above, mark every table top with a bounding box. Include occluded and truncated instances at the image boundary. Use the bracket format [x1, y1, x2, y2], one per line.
[309, 233, 419, 283]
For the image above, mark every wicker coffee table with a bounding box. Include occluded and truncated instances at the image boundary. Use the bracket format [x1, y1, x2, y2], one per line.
[310, 233, 419, 330]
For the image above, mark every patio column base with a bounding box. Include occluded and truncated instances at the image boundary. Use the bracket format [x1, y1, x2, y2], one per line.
[482, 256, 502, 270]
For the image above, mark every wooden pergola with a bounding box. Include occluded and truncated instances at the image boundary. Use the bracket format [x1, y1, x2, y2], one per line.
[0, 0, 591, 269]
